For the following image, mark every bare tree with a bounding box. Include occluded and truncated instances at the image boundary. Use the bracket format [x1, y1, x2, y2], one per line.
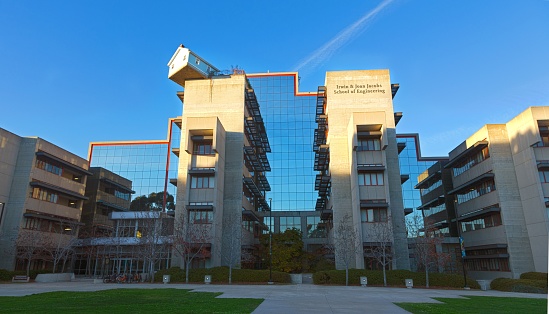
[15, 229, 46, 277]
[218, 212, 242, 284]
[332, 213, 361, 286]
[407, 215, 450, 288]
[172, 213, 211, 283]
[364, 222, 394, 287]
[42, 221, 79, 273]
[136, 212, 173, 283]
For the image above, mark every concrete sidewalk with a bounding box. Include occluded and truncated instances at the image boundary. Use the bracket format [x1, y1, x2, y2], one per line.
[0, 280, 546, 313]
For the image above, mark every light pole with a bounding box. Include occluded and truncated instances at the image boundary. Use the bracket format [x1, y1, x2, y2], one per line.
[454, 199, 469, 289]
[268, 198, 273, 284]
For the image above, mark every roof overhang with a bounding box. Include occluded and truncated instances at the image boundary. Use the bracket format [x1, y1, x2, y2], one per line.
[457, 206, 500, 221]
[36, 151, 92, 176]
[96, 200, 129, 212]
[417, 196, 445, 211]
[30, 181, 88, 200]
[360, 200, 389, 208]
[415, 171, 442, 189]
[445, 141, 488, 169]
[447, 172, 494, 195]
[99, 178, 134, 194]
[24, 212, 84, 226]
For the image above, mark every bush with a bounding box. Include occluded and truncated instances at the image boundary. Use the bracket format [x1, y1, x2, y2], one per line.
[520, 272, 548, 281]
[0, 269, 12, 281]
[313, 269, 479, 289]
[0, 269, 50, 281]
[491, 278, 548, 294]
[313, 258, 335, 272]
[154, 267, 291, 284]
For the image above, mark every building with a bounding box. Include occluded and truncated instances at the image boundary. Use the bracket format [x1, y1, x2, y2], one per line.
[422, 107, 549, 279]
[166, 46, 418, 271]
[86, 46, 549, 278]
[169, 46, 271, 268]
[80, 167, 135, 237]
[74, 211, 173, 278]
[0, 128, 90, 272]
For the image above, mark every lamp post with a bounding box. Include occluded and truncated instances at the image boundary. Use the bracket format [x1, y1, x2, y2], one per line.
[268, 198, 273, 284]
[454, 199, 469, 289]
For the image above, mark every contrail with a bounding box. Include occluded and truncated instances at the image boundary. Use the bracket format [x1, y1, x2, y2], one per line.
[292, 0, 395, 73]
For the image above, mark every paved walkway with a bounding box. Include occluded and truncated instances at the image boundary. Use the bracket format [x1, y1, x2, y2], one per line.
[0, 280, 546, 313]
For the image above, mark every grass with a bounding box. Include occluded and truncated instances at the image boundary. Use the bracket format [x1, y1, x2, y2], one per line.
[0, 288, 263, 313]
[395, 296, 547, 314]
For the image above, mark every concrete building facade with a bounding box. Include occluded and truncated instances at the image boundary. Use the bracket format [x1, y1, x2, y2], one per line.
[165, 47, 415, 271]
[168, 47, 271, 269]
[0, 128, 90, 271]
[441, 107, 549, 279]
[318, 70, 410, 270]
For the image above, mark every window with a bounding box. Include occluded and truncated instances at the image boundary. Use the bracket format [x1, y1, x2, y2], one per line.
[117, 219, 137, 237]
[190, 176, 215, 189]
[461, 211, 502, 232]
[306, 216, 326, 238]
[539, 170, 549, 183]
[263, 217, 274, 234]
[464, 247, 509, 271]
[357, 138, 381, 151]
[24, 217, 40, 230]
[280, 216, 301, 232]
[193, 141, 213, 155]
[420, 180, 442, 196]
[36, 159, 62, 176]
[114, 190, 130, 200]
[452, 147, 490, 176]
[190, 210, 213, 224]
[31, 187, 59, 203]
[358, 172, 384, 186]
[242, 219, 254, 233]
[361, 208, 388, 222]
[456, 179, 496, 204]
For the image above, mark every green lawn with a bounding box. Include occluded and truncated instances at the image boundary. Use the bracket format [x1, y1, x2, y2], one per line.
[395, 296, 547, 314]
[0, 288, 263, 313]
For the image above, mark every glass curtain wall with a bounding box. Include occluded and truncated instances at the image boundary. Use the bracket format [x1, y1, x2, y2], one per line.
[248, 75, 317, 211]
[77, 119, 180, 278]
[396, 135, 439, 229]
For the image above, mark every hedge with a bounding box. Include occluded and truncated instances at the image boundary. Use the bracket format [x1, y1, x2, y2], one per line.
[154, 267, 291, 284]
[0, 269, 51, 281]
[313, 269, 480, 289]
[491, 278, 548, 294]
[520, 272, 548, 281]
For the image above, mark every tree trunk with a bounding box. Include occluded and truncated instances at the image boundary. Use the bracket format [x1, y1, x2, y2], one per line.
[425, 266, 429, 288]
[185, 259, 190, 284]
[229, 266, 232, 285]
[26, 259, 31, 277]
[149, 261, 155, 283]
[382, 255, 387, 287]
[345, 267, 349, 286]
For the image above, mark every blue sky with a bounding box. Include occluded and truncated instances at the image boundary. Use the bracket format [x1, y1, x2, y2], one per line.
[1, 0, 548, 158]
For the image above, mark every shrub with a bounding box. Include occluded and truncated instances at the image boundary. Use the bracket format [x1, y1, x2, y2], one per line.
[491, 278, 547, 294]
[155, 267, 291, 284]
[313, 258, 335, 272]
[313, 269, 479, 288]
[0, 269, 50, 281]
[520, 272, 548, 281]
[0, 269, 12, 281]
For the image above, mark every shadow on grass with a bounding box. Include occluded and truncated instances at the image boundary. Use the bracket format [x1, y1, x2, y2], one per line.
[0, 288, 263, 313]
[395, 295, 547, 314]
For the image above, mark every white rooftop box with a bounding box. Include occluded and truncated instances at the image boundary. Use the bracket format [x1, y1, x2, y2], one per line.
[167, 45, 219, 87]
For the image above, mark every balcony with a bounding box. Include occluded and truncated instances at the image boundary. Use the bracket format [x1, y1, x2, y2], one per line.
[24, 201, 81, 222]
[32, 169, 86, 196]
